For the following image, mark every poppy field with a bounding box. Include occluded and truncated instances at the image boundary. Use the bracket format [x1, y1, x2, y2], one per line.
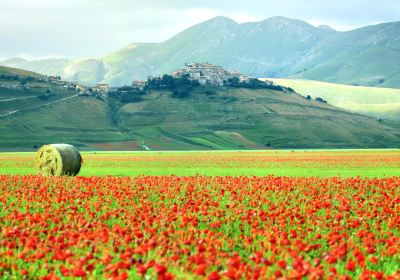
[0, 150, 399, 279]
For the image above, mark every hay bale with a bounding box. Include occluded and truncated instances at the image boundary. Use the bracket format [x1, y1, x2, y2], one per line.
[36, 144, 82, 176]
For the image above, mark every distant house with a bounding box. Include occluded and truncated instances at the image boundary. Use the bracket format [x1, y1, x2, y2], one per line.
[109, 87, 120, 92]
[47, 75, 61, 82]
[94, 83, 110, 92]
[132, 80, 146, 90]
[62, 82, 77, 90]
[74, 84, 87, 92]
[54, 80, 68, 86]
[231, 71, 250, 83]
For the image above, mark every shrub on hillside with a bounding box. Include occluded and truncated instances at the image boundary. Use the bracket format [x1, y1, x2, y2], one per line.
[146, 74, 199, 98]
[109, 86, 144, 103]
[315, 97, 328, 103]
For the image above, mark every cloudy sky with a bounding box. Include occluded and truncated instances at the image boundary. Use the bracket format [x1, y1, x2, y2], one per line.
[1, 0, 399, 59]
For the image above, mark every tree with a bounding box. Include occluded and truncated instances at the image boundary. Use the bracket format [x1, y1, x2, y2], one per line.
[145, 74, 199, 98]
[227, 77, 240, 87]
[175, 74, 192, 86]
[315, 97, 327, 103]
[172, 86, 191, 98]
[161, 74, 175, 90]
[110, 87, 144, 103]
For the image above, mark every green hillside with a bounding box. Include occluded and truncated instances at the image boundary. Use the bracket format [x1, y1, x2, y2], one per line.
[267, 79, 400, 120]
[0, 65, 43, 78]
[0, 58, 70, 76]
[62, 58, 106, 86]
[0, 96, 126, 148]
[1, 77, 400, 150]
[293, 22, 400, 88]
[0, 67, 80, 119]
[101, 16, 333, 85]
[3, 17, 399, 88]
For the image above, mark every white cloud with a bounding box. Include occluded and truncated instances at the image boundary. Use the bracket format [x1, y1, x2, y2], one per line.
[0, 0, 399, 59]
[307, 19, 357, 31]
[182, 8, 219, 22]
[231, 15, 261, 23]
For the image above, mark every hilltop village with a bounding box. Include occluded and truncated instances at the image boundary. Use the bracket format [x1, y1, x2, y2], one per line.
[171, 62, 251, 85]
[0, 62, 322, 102]
[88, 62, 268, 98]
[0, 63, 265, 95]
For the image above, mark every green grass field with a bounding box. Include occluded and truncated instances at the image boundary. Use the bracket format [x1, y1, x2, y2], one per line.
[267, 78, 400, 120]
[0, 65, 43, 78]
[1, 150, 399, 178]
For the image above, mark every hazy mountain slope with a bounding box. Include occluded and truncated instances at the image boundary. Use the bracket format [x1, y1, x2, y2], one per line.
[103, 16, 334, 85]
[0, 57, 71, 76]
[102, 43, 158, 85]
[102, 17, 400, 87]
[1, 17, 399, 88]
[63, 58, 106, 86]
[294, 21, 400, 87]
[207, 17, 333, 77]
[268, 78, 400, 120]
[103, 17, 240, 83]
[0, 57, 104, 86]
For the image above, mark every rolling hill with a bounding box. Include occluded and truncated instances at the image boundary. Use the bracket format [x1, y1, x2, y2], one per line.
[0, 66, 79, 119]
[266, 79, 400, 120]
[0, 67, 124, 149]
[0, 65, 43, 78]
[292, 21, 400, 88]
[1, 67, 400, 150]
[0, 58, 71, 77]
[1, 16, 399, 88]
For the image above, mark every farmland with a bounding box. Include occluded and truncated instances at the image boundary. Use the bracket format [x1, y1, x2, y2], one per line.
[1, 150, 400, 177]
[0, 150, 399, 279]
[266, 79, 400, 120]
[3, 81, 400, 150]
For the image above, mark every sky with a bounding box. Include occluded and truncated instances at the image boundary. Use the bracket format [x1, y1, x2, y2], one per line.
[1, 0, 399, 60]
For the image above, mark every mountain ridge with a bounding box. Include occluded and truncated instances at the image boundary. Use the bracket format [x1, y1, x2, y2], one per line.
[1, 16, 399, 88]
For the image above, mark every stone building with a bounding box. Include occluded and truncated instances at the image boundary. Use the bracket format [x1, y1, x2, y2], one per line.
[171, 62, 249, 86]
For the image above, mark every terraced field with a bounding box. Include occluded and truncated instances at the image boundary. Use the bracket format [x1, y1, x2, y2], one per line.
[267, 79, 400, 120]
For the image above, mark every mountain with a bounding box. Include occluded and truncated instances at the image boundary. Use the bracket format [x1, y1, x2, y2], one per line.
[0, 17, 399, 88]
[102, 16, 333, 83]
[1, 67, 400, 150]
[1, 57, 71, 76]
[293, 21, 400, 88]
[62, 58, 106, 85]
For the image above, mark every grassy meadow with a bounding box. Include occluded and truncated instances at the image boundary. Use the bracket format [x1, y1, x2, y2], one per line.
[267, 78, 400, 120]
[1, 149, 400, 178]
[3, 86, 400, 150]
[0, 65, 43, 78]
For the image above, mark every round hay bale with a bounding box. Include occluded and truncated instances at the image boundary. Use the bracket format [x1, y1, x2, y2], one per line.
[36, 144, 82, 176]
